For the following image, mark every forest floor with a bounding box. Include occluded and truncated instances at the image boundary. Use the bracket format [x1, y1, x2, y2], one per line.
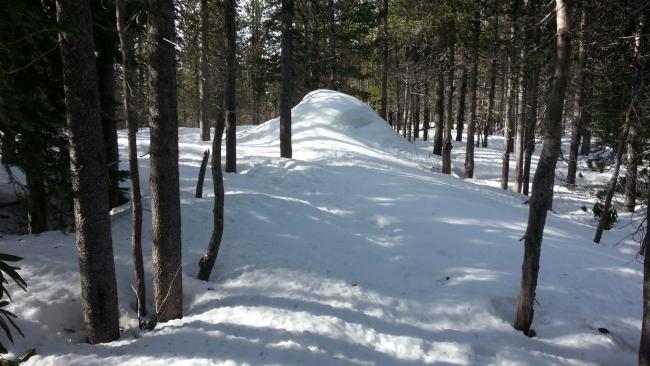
[0, 90, 645, 365]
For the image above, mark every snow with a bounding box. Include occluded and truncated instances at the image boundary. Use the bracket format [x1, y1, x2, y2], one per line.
[0, 89, 644, 365]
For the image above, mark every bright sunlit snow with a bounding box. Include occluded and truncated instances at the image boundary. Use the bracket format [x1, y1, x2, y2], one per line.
[0, 90, 643, 365]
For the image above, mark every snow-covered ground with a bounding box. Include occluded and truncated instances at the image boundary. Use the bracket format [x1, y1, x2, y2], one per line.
[0, 90, 644, 365]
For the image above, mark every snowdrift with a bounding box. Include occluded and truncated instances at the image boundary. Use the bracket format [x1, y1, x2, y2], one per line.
[239, 90, 414, 160]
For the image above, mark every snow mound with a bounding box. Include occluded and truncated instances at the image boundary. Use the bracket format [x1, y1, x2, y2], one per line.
[239, 90, 413, 160]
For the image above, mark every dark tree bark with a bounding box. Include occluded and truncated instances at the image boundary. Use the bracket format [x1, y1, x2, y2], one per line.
[501, 0, 522, 190]
[578, 77, 593, 156]
[116, 0, 146, 318]
[514, 69, 528, 193]
[56, 0, 120, 343]
[413, 89, 420, 140]
[442, 15, 455, 175]
[224, 0, 237, 172]
[148, 0, 182, 322]
[483, 13, 499, 148]
[623, 122, 640, 212]
[423, 84, 430, 141]
[455, 65, 468, 142]
[433, 69, 444, 156]
[464, 3, 480, 179]
[25, 170, 47, 234]
[199, 0, 211, 141]
[280, 0, 294, 158]
[567, 4, 587, 186]
[198, 106, 226, 281]
[522, 69, 540, 196]
[639, 177, 650, 365]
[379, 0, 388, 121]
[195, 149, 210, 198]
[514, 0, 570, 334]
[97, 48, 120, 209]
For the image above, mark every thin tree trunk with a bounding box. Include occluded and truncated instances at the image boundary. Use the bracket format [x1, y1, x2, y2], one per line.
[380, 0, 388, 121]
[593, 91, 641, 243]
[464, 3, 480, 178]
[522, 68, 540, 196]
[623, 122, 640, 212]
[25, 170, 47, 234]
[280, 0, 294, 158]
[567, 4, 587, 186]
[501, 1, 521, 190]
[413, 88, 420, 140]
[483, 13, 499, 148]
[455, 65, 468, 142]
[148, 0, 183, 322]
[224, 0, 237, 172]
[197, 107, 226, 281]
[199, 0, 210, 141]
[195, 149, 210, 198]
[579, 76, 593, 156]
[423, 84, 430, 141]
[56, 0, 120, 343]
[116, 0, 146, 318]
[639, 177, 650, 365]
[514, 0, 570, 334]
[433, 70, 444, 156]
[514, 71, 528, 193]
[442, 17, 456, 175]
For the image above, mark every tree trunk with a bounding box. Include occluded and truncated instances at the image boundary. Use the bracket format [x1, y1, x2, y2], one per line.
[455, 65, 468, 142]
[423, 84, 430, 141]
[195, 149, 210, 198]
[147, 0, 183, 322]
[97, 48, 120, 209]
[442, 17, 455, 175]
[280, 0, 294, 158]
[379, 0, 388, 121]
[522, 68, 540, 196]
[593, 98, 636, 243]
[224, 0, 237, 172]
[199, 0, 211, 141]
[623, 122, 640, 212]
[639, 177, 650, 365]
[116, 0, 146, 318]
[514, 71, 528, 193]
[579, 76, 593, 156]
[464, 4, 480, 179]
[433, 70, 444, 156]
[56, 0, 120, 343]
[25, 170, 47, 234]
[514, 0, 570, 334]
[198, 106, 226, 281]
[413, 89, 420, 140]
[483, 13, 499, 148]
[567, 4, 587, 186]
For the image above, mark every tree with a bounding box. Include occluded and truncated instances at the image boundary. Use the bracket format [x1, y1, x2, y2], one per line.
[640, 173, 650, 365]
[199, 0, 211, 141]
[56, 0, 120, 343]
[500, 0, 522, 190]
[147, 0, 183, 322]
[464, 2, 481, 179]
[280, 0, 294, 159]
[197, 93, 226, 280]
[224, 0, 237, 173]
[379, 0, 388, 121]
[116, 0, 146, 318]
[441, 7, 456, 175]
[514, 0, 570, 334]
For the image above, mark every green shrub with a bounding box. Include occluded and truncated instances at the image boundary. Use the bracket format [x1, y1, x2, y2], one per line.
[593, 202, 618, 230]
